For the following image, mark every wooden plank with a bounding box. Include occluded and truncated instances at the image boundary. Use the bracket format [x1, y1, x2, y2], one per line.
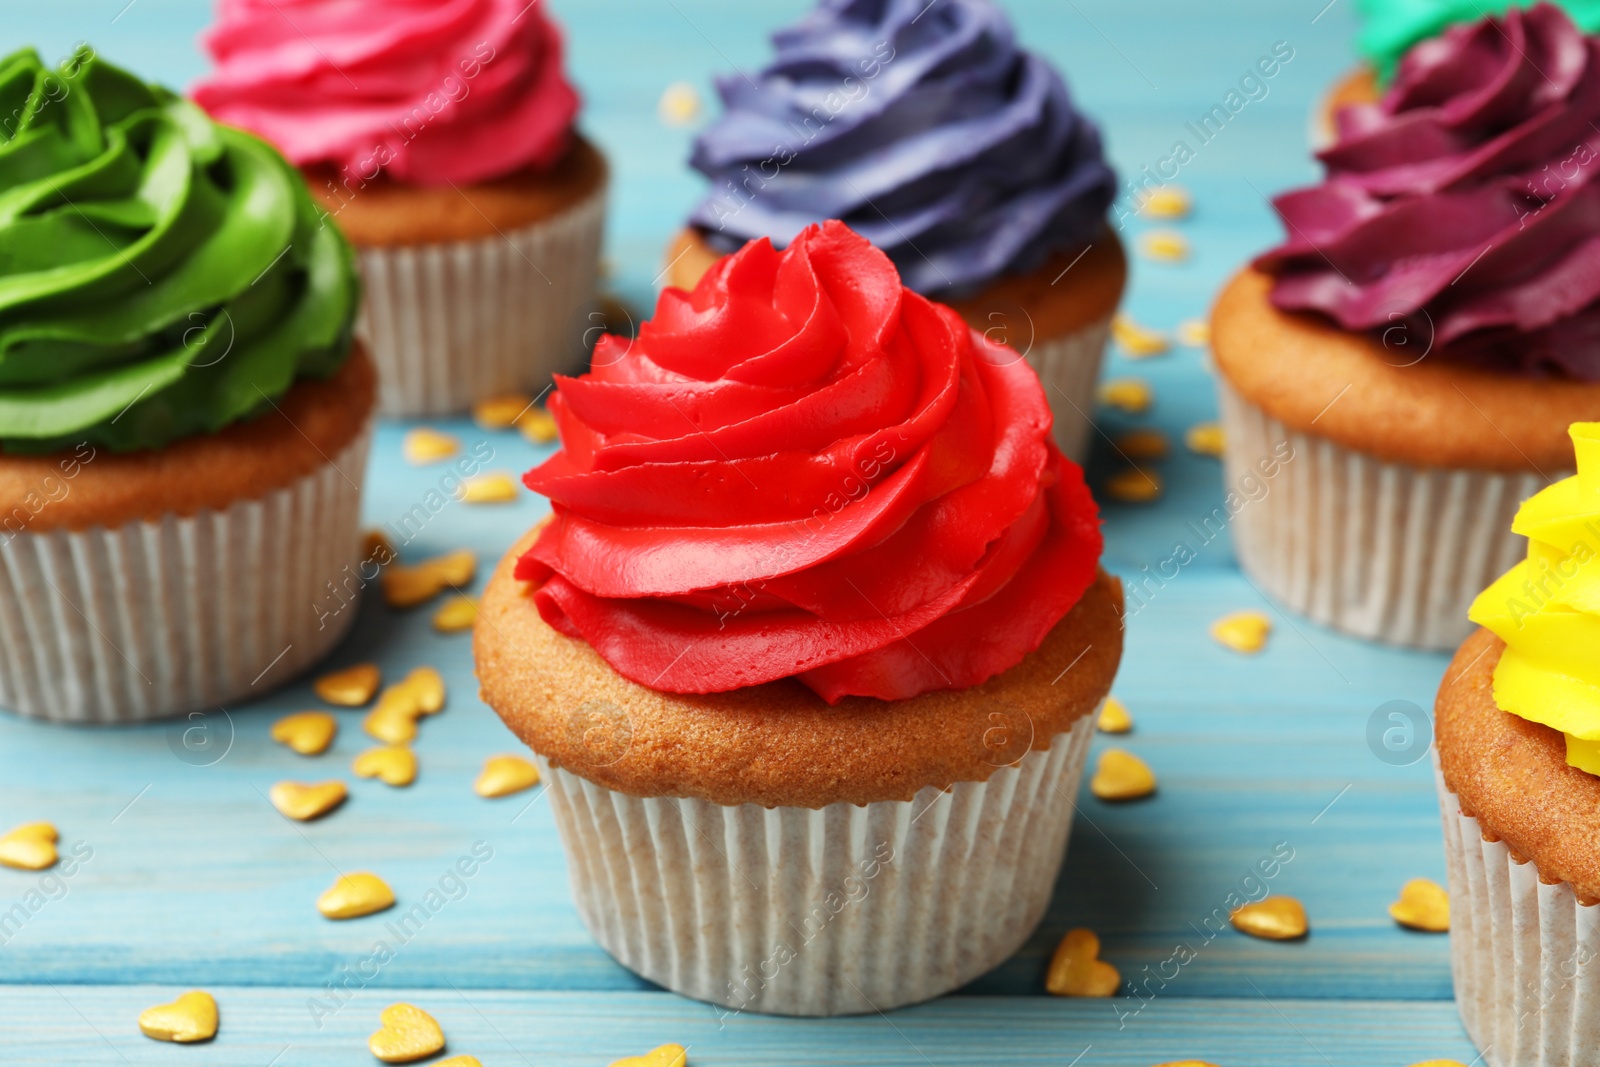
[0, 988, 1480, 1066]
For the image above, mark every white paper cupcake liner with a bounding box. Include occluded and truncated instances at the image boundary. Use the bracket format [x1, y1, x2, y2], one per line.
[536, 712, 1095, 1017]
[1025, 313, 1114, 464]
[0, 427, 372, 725]
[356, 182, 606, 417]
[1219, 383, 1553, 650]
[1438, 767, 1600, 1067]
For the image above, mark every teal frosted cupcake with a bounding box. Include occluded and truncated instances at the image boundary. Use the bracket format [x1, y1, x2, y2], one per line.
[0, 46, 373, 724]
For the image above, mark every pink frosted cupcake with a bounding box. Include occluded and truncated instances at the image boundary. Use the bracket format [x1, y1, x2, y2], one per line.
[194, 0, 608, 416]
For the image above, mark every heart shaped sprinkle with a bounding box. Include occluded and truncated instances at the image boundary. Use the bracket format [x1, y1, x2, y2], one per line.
[138, 991, 218, 1044]
[433, 1058, 483, 1067]
[475, 755, 541, 798]
[473, 392, 534, 430]
[318, 872, 395, 920]
[314, 663, 381, 707]
[1140, 185, 1192, 220]
[1090, 749, 1156, 801]
[610, 1044, 688, 1067]
[271, 712, 337, 756]
[1389, 878, 1450, 932]
[382, 551, 477, 609]
[1231, 896, 1308, 940]
[1114, 429, 1169, 461]
[354, 746, 417, 788]
[1098, 377, 1153, 414]
[1140, 229, 1189, 262]
[1105, 468, 1163, 504]
[1406, 1061, 1470, 1066]
[368, 1002, 446, 1063]
[1096, 697, 1133, 734]
[0, 822, 58, 870]
[269, 781, 347, 822]
[1186, 422, 1225, 457]
[404, 667, 446, 714]
[458, 473, 519, 504]
[1045, 928, 1120, 997]
[517, 408, 559, 444]
[1211, 611, 1271, 653]
[403, 428, 460, 465]
[1111, 313, 1170, 357]
[433, 596, 479, 633]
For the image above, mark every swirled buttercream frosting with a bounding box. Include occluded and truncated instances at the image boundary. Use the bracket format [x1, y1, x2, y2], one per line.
[1260, 4, 1600, 379]
[518, 221, 1104, 703]
[0, 46, 358, 454]
[1471, 423, 1600, 776]
[193, 0, 580, 186]
[687, 0, 1115, 297]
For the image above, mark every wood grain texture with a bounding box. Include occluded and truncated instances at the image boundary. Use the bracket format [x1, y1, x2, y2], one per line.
[0, 0, 1484, 1062]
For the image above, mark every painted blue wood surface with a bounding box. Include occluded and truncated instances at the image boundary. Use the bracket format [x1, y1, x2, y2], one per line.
[0, 0, 1487, 1062]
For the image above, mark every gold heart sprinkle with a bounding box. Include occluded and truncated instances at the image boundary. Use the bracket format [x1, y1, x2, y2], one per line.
[1111, 314, 1169, 358]
[1407, 1062, 1470, 1067]
[382, 551, 477, 609]
[404, 667, 446, 714]
[458, 472, 519, 504]
[354, 746, 418, 788]
[610, 1044, 689, 1067]
[365, 702, 419, 746]
[1176, 318, 1210, 347]
[314, 663, 381, 707]
[0, 822, 58, 870]
[517, 408, 559, 444]
[1091, 749, 1157, 801]
[1390, 878, 1450, 932]
[473, 393, 534, 430]
[269, 781, 347, 822]
[1153, 1062, 1221, 1067]
[1098, 377, 1153, 415]
[1231, 895, 1308, 940]
[1114, 429, 1168, 461]
[138, 991, 218, 1044]
[271, 712, 337, 756]
[403, 428, 460, 465]
[1138, 185, 1191, 220]
[1212, 611, 1271, 653]
[433, 595, 479, 633]
[1045, 928, 1120, 997]
[433, 1058, 483, 1067]
[1097, 697, 1133, 734]
[1141, 229, 1190, 262]
[1106, 468, 1163, 504]
[658, 81, 702, 126]
[475, 755, 541, 798]
[368, 1002, 446, 1064]
[363, 528, 396, 567]
[1185, 422, 1225, 457]
[318, 872, 395, 920]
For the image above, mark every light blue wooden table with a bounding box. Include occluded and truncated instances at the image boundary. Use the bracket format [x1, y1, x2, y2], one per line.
[0, 2, 1483, 1063]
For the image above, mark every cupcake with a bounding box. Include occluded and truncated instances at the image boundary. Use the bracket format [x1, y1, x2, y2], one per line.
[1314, 0, 1600, 144]
[193, 0, 606, 417]
[476, 221, 1122, 1016]
[0, 46, 372, 724]
[1213, 4, 1600, 650]
[663, 0, 1123, 461]
[1438, 423, 1600, 1067]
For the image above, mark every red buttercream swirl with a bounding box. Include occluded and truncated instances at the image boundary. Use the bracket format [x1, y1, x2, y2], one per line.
[1259, 3, 1600, 378]
[517, 221, 1103, 704]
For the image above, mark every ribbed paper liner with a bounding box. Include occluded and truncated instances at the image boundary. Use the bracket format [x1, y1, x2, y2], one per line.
[1026, 313, 1113, 464]
[1219, 383, 1552, 650]
[1438, 768, 1600, 1067]
[356, 182, 606, 417]
[537, 713, 1095, 1017]
[0, 428, 371, 725]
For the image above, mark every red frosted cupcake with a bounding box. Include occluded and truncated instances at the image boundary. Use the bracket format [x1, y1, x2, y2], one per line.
[476, 221, 1122, 1015]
